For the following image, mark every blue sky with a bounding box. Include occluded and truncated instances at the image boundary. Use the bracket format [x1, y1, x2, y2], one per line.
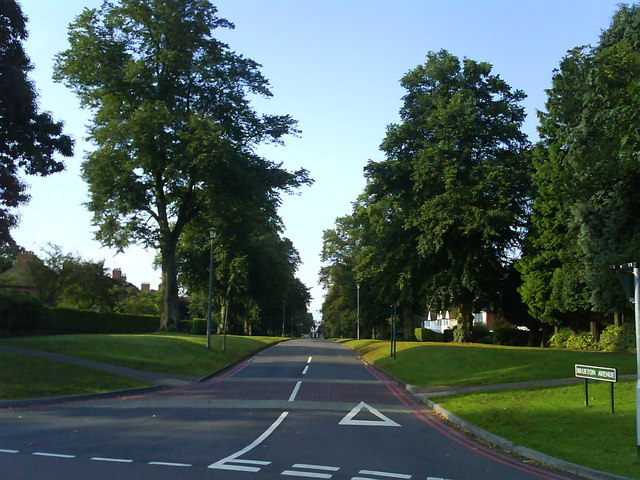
[15, 0, 625, 319]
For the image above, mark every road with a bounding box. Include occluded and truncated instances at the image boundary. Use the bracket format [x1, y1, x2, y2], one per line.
[0, 339, 579, 480]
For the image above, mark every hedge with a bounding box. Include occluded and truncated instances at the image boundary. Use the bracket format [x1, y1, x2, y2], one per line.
[43, 308, 159, 334]
[414, 327, 444, 342]
[0, 291, 159, 335]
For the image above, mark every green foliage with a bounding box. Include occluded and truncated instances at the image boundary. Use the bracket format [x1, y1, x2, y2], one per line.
[549, 328, 573, 349]
[599, 323, 635, 352]
[182, 317, 218, 335]
[471, 323, 493, 344]
[324, 50, 531, 337]
[453, 322, 467, 343]
[116, 290, 161, 316]
[44, 308, 159, 334]
[550, 328, 599, 351]
[519, 5, 640, 328]
[0, 290, 47, 333]
[564, 331, 598, 351]
[54, 0, 309, 329]
[493, 327, 529, 346]
[414, 327, 444, 342]
[0, 290, 158, 335]
[0, 0, 73, 243]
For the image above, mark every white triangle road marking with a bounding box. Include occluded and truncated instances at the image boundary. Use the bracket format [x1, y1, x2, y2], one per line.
[338, 401, 401, 427]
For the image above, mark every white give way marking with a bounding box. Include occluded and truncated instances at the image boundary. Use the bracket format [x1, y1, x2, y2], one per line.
[208, 411, 289, 472]
[338, 402, 401, 427]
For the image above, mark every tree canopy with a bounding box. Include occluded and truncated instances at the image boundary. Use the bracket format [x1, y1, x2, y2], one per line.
[0, 0, 73, 244]
[518, 5, 640, 332]
[54, 0, 310, 328]
[321, 50, 531, 338]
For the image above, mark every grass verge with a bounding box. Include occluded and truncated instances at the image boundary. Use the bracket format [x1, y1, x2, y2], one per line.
[437, 381, 639, 479]
[0, 351, 148, 400]
[0, 333, 283, 377]
[344, 339, 639, 479]
[0, 333, 284, 400]
[343, 339, 636, 386]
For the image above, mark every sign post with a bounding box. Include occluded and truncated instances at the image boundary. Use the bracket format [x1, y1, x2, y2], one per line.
[574, 364, 617, 413]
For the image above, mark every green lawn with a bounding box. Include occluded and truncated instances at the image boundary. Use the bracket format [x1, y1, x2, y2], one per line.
[438, 381, 640, 479]
[344, 339, 636, 386]
[0, 333, 284, 400]
[0, 333, 283, 376]
[0, 351, 148, 400]
[344, 339, 640, 479]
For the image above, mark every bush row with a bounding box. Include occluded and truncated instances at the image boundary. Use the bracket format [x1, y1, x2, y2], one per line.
[180, 317, 219, 335]
[0, 291, 159, 335]
[550, 325, 635, 352]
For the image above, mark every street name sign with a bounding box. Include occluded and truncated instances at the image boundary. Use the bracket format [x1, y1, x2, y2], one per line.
[574, 364, 617, 383]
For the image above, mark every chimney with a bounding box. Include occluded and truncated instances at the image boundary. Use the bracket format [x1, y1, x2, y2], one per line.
[18, 252, 35, 264]
[112, 268, 122, 280]
[141, 282, 151, 292]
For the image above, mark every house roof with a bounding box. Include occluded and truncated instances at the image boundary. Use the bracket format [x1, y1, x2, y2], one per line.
[0, 253, 40, 288]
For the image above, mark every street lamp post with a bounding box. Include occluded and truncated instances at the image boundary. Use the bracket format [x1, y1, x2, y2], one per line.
[206, 228, 215, 350]
[612, 262, 640, 454]
[356, 284, 360, 340]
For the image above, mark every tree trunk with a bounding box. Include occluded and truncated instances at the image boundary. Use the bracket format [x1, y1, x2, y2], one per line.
[614, 312, 622, 328]
[402, 304, 414, 340]
[160, 239, 181, 330]
[460, 302, 474, 342]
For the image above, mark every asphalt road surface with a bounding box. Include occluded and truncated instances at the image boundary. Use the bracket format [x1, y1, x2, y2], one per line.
[0, 339, 580, 480]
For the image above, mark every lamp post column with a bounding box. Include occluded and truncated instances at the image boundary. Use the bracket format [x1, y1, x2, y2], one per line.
[356, 284, 360, 340]
[206, 228, 215, 350]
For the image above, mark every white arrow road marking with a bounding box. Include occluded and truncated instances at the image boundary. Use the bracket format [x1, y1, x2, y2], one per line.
[282, 463, 340, 478]
[338, 402, 401, 427]
[208, 411, 289, 472]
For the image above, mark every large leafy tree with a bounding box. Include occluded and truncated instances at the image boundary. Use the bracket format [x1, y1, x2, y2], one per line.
[359, 50, 530, 336]
[519, 5, 640, 332]
[0, 0, 73, 243]
[54, 0, 308, 328]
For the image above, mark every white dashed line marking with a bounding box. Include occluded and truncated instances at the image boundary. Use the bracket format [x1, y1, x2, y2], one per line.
[33, 452, 76, 459]
[353, 469, 412, 479]
[91, 456, 133, 463]
[289, 380, 302, 402]
[302, 365, 309, 375]
[307, 356, 313, 364]
[0, 449, 19, 454]
[148, 461, 193, 467]
[282, 463, 340, 478]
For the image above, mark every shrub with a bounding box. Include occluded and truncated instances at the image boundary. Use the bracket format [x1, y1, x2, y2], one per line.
[471, 323, 493, 344]
[0, 291, 47, 333]
[565, 331, 599, 351]
[44, 308, 160, 334]
[599, 324, 636, 352]
[453, 322, 466, 342]
[494, 327, 530, 346]
[549, 328, 572, 349]
[414, 327, 444, 342]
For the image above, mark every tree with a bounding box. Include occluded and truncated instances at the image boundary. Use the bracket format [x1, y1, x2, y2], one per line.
[0, 0, 73, 244]
[25, 245, 121, 310]
[519, 5, 640, 333]
[54, 0, 308, 329]
[359, 50, 531, 337]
